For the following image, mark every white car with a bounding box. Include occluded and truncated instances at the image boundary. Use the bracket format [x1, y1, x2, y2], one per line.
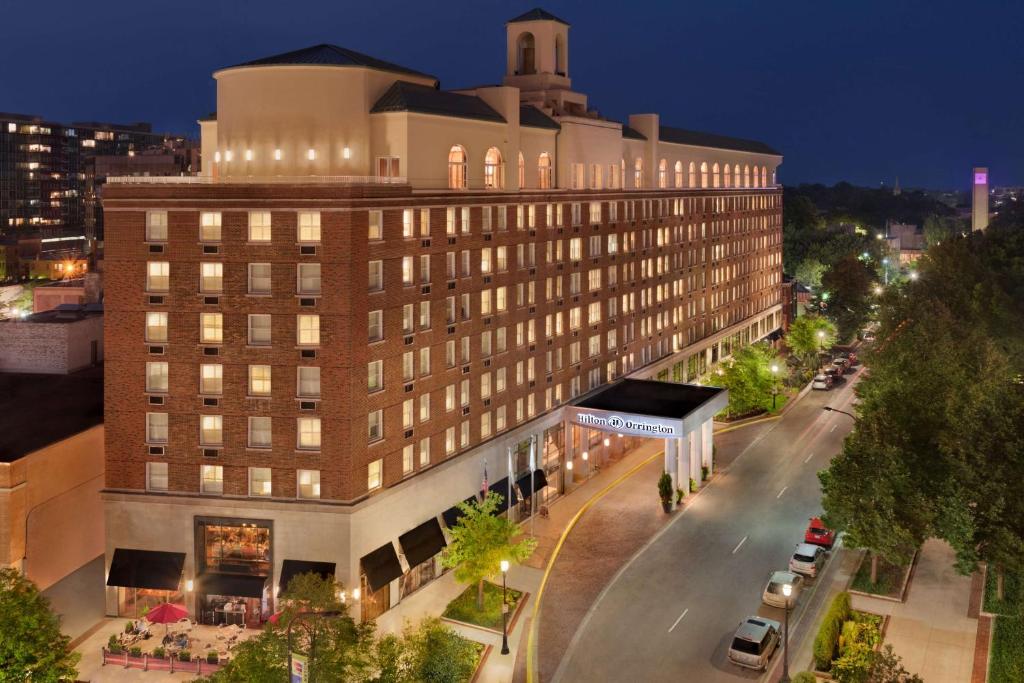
[727, 616, 782, 671]
[789, 543, 827, 577]
[812, 374, 832, 391]
[762, 570, 803, 608]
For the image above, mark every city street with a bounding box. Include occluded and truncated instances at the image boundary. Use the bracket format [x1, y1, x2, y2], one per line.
[553, 368, 862, 682]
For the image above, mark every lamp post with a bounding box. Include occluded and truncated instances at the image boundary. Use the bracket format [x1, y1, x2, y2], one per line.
[500, 560, 510, 655]
[286, 610, 342, 683]
[817, 330, 826, 368]
[781, 583, 792, 683]
[823, 406, 856, 420]
[770, 363, 780, 410]
[882, 257, 890, 285]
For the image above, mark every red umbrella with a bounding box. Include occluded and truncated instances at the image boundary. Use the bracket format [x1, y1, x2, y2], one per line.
[267, 611, 284, 625]
[146, 602, 189, 624]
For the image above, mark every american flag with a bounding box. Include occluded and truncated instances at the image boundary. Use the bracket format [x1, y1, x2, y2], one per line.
[481, 460, 489, 497]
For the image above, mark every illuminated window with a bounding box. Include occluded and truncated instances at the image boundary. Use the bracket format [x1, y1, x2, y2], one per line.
[658, 159, 668, 188]
[146, 211, 168, 242]
[147, 262, 169, 292]
[297, 417, 321, 450]
[724, 164, 732, 188]
[145, 312, 167, 342]
[700, 162, 709, 188]
[367, 459, 383, 491]
[368, 360, 383, 392]
[248, 263, 271, 295]
[403, 445, 414, 475]
[248, 211, 271, 242]
[307, 148, 316, 161]
[146, 413, 168, 443]
[368, 410, 383, 443]
[296, 315, 320, 346]
[248, 467, 272, 497]
[200, 312, 223, 344]
[248, 416, 272, 448]
[744, 165, 750, 187]
[199, 212, 221, 242]
[297, 367, 320, 397]
[146, 463, 168, 492]
[297, 469, 320, 499]
[674, 161, 683, 188]
[201, 465, 223, 494]
[368, 260, 383, 292]
[712, 163, 720, 188]
[484, 147, 503, 189]
[297, 263, 321, 295]
[448, 145, 467, 189]
[297, 211, 321, 243]
[368, 309, 383, 342]
[200, 262, 223, 293]
[199, 364, 223, 394]
[146, 361, 168, 393]
[249, 365, 271, 396]
[634, 158, 643, 188]
[688, 162, 696, 188]
[538, 153, 552, 189]
[401, 256, 414, 285]
[248, 314, 271, 346]
[200, 415, 223, 446]
[518, 151, 526, 188]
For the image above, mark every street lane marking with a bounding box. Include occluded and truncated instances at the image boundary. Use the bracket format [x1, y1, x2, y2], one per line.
[732, 536, 748, 554]
[804, 452, 815, 463]
[668, 608, 689, 633]
[830, 424, 838, 433]
[777, 486, 788, 499]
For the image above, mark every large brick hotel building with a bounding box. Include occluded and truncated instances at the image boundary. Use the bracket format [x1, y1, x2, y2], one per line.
[102, 8, 783, 623]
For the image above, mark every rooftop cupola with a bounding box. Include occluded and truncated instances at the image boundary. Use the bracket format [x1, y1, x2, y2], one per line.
[504, 8, 571, 92]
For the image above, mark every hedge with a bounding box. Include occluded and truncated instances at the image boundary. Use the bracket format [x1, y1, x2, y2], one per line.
[813, 591, 852, 670]
[792, 673, 817, 683]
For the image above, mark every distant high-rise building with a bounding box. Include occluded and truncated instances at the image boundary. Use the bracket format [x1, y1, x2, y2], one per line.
[972, 166, 989, 231]
[0, 114, 196, 241]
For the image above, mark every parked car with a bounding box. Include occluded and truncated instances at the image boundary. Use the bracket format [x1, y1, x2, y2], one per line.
[727, 616, 782, 671]
[811, 374, 833, 391]
[762, 571, 804, 608]
[789, 543, 827, 577]
[805, 517, 836, 549]
[837, 350, 858, 366]
[824, 368, 845, 385]
[832, 357, 851, 374]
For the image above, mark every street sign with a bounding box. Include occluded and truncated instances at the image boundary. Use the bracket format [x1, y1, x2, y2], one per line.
[290, 653, 308, 683]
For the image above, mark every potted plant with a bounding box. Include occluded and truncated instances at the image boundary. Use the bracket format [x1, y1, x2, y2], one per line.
[178, 650, 191, 662]
[129, 646, 143, 658]
[107, 634, 122, 654]
[675, 488, 684, 507]
[689, 477, 698, 493]
[658, 472, 673, 513]
[206, 650, 219, 664]
[152, 646, 166, 660]
[701, 464, 710, 481]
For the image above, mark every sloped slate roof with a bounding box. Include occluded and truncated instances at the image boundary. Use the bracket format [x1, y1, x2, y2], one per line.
[371, 81, 506, 124]
[227, 44, 436, 81]
[659, 125, 780, 155]
[508, 8, 570, 25]
[622, 126, 647, 140]
[520, 105, 560, 130]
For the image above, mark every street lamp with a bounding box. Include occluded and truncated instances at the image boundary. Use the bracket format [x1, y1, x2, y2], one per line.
[824, 406, 856, 420]
[909, 270, 919, 281]
[817, 329, 826, 363]
[770, 363, 780, 410]
[882, 257, 890, 285]
[873, 285, 883, 295]
[287, 610, 343, 683]
[781, 583, 792, 683]
[500, 560, 511, 655]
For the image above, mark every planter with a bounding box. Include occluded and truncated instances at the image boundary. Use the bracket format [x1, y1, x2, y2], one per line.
[661, 500, 672, 513]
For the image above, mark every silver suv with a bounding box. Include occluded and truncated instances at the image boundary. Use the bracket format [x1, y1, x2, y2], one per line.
[727, 616, 781, 670]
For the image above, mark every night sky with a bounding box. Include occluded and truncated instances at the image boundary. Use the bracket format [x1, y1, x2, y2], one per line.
[2, 0, 1021, 190]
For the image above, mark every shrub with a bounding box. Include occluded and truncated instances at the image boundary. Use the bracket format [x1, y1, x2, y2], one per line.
[125, 621, 134, 634]
[657, 472, 673, 502]
[129, 646, 142, 658]
[107, 634, 121, 653]
[689, 477, 698, 492]
[152, 646, 166, 659]
[675, 488, 684, 504]
[813, 592, 852, 669]
[792, 673, 818, 683]
[178, 650, 191, 662]
[701, 464, 710, 480]
[207, 650, 219, 664]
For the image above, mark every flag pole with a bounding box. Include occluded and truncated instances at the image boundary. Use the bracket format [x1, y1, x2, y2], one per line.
[530, 435, 537, 537]
[506, 446, 513, 521]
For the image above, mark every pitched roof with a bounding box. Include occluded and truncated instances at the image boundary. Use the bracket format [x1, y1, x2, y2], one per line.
[508, 8, 570, 25]
[226, 44, 436, 81]
[622, 126, 647, 140]
[371, 81, 506, 124]
[520, 105, 560, 130]
[659, 125, 780, 155]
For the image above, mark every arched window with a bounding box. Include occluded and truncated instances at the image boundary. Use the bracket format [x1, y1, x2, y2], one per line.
[724, 164, 732, 188]
[761, 166, 768, 187]
[743, 165, 750, 188]
[518, 152, 526, 189]
[517, 33, 536, 75]
[634, 158, 644, 188]
[620, 159, 626, 189]
[700, 162, 709, 188]
[555, 34, 566, 76]
[448, 145, 467, 189]
[688, 162, 696, 188]
[712, 163, 720, 188]
[483, 147, 503, 189]
[658, 159, 668, 189]
[772, 169, 777, 186]
[538, 153, 552, 189]
[674, 161, 683, 188]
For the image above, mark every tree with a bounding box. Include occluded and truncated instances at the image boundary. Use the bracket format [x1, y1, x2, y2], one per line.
[794, 258, 827, 290]
[869, 644, 923, 683]
[398, 617, 478, 683]
[821, 254, 875, 341]
[442, 493, 536, 610]
[922, 215, 957, 249]
[785, 315, 837, 373]
[717, 342, 779, 416]
[0, 567, 80, 682]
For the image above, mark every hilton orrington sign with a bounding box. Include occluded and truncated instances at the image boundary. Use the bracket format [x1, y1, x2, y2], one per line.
[570, 410, 682, 438]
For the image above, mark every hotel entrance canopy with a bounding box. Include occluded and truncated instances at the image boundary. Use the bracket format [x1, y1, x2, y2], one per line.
[564, 379, 728, 437]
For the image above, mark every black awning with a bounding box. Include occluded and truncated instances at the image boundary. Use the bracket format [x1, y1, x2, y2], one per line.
[442, 495, 479, 529]
[399, 518, 447, 569]
[278, 560, 336, 591]
[517, 469, 550, 499]
[360, 542, 402, 593]
[487, 478, 519, 514]
[106, 548, 185, 591]
[199, 573, 267, 598]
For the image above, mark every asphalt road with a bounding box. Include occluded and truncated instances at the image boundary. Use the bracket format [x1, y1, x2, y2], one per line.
[553, 368, 862, 683]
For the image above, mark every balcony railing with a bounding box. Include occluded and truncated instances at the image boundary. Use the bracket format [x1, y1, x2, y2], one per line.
[106, 175, 407, 185]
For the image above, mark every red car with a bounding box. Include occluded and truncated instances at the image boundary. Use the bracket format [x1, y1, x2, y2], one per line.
[805, 517, 835, 549]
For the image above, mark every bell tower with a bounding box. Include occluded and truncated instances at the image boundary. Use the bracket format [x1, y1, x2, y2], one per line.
[504, 8, 571, 92]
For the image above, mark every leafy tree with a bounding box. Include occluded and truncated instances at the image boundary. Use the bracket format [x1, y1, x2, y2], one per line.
[785, 315, 836, 373]
[869, 644, 923, 683]
[821, 254, 875, 341]
[442, 493, 537, 610]
[922, 215, 958, 249]
[794, 258, 827, 290]
[717, 342, 780, 416]
[398, 617, 478, 683]
[0, 567, 80, 682]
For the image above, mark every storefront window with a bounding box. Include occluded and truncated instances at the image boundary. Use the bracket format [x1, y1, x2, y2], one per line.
[399, 558, 443, 599]
[117, 587, 183, 618]
[361, 573, 390, 622]
[199, 523, 271, 576]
